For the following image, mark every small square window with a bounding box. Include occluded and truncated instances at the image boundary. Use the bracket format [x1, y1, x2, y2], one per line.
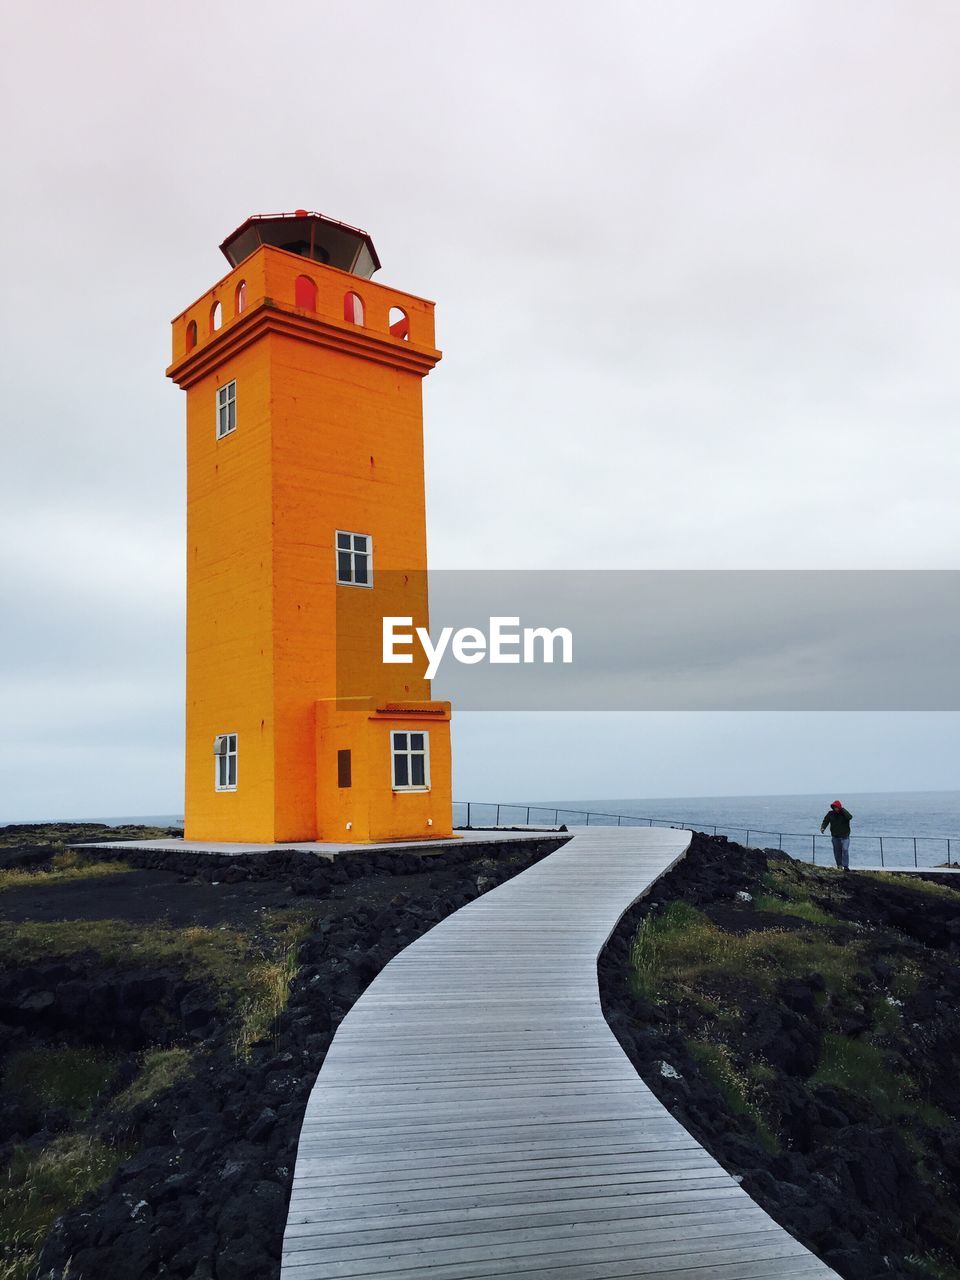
[214, 733, 238, 791]
[335, 531, 372, 587]
[216, 381, 237, 439]
[391, 730, 430, 791]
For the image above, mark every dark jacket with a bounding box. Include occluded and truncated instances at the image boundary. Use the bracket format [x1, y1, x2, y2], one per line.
[821, 807, 852, 838]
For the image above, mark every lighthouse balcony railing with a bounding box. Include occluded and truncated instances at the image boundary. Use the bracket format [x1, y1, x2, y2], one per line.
[170, 245, 435, 363]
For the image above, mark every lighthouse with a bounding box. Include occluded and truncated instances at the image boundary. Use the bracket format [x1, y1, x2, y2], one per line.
[167, 211, 453, 844]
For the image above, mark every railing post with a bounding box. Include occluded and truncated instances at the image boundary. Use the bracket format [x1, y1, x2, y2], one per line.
[745, 830, 750, 847]
[526, 806, 530, 824]
[496, 803, 500, 827]
[812, 835, 816, 864]
[880, 835, 884, 867]
[914, 837, 918, 868]
[617, 814, 622, 826]
[778, 834, 783, 850]
[467, 801, 471, 829]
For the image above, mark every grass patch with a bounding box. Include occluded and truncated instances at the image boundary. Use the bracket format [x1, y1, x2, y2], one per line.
[113, 1047, 194, 1111]
[872, 993, 905, 1037]
[753, 893, 835, 926]
[0, 852, 133, 893]
[234, 912, 314, 1059]
[812, 1033, 900, 1109]
[0, 823, 176, 849]
[890, 960, 925, 1002]
[0, 907, 314, 1056]
[3, 1048, 120, 1121]
[0, 919, 252, 991]
[813, 1032, 950, 1130]
[688, 1039, 779, 1152]
[0, 910, 311, 1004]
[0, 1135, 134, 1280]
[629, 900, 861, 1002]
[906, 1251, 960, 1280]
[757, 863, 851, 924]
[862, 871, 960, 902]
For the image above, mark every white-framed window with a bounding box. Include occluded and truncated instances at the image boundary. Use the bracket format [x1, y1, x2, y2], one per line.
[336, 531, 373, 587]
[216, 381, 237, 439]
[391, 730, 430, 791]
[214, 733, 238, 791]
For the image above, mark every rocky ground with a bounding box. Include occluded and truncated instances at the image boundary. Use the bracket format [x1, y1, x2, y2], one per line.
[7, 824, 959, 1280]
[599, 833, 960, 1280]
[0, 825, 566, 1280]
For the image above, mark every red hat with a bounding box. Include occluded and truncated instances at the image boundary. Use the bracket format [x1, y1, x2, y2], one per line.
[831, 800, 843, 809]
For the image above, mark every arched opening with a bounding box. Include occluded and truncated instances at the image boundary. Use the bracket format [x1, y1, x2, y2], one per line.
[210, 301, 223, 332]
[235, 280, 247, 315]
[295, 275, 317, 311]
[343, 291, 364, 326]
[186, 319, 198, 351]
[389, 306, 410, 340]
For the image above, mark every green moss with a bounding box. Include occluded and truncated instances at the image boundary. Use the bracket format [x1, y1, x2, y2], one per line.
[3, 1048, 120, 1120]
[0, 1135, 134, 1280]
[113, 1047, 194, 1111]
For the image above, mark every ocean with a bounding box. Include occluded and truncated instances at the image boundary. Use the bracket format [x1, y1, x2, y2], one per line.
[456, 791, 960, 870]
[12, 793, 960, 870]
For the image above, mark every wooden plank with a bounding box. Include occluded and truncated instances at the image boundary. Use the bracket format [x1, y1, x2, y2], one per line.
[284, 1193, 749, 1241]
[280, 828, 839, 1279]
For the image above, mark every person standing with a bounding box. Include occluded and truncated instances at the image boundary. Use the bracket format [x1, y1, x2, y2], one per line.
[820, 800, 853, 869]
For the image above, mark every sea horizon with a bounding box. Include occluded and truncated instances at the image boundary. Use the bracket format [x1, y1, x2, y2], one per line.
[4, 786, 960, 830]
[2, 785, 959, 826]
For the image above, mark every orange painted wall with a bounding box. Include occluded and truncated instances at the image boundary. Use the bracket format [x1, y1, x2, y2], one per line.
[170, 244, 452, 844]
[366, 709, 453, 842]
[270, 331, 434, 840]
[315, 701, 453, 843]
[183, 345, 275, 842]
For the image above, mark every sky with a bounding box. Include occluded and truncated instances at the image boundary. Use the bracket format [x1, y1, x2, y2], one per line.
[1, 0, 959, 819]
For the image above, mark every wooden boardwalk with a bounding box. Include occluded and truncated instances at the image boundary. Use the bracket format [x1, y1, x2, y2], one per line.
[281, 827, 838, 1279]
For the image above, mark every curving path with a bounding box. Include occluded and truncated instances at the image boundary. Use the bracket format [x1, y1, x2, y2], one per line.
[281, 827, 839, 1279]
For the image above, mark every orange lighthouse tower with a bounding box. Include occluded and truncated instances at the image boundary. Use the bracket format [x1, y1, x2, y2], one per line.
[167, 211, 453, 844]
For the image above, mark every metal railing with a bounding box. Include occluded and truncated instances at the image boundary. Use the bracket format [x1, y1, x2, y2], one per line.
[454, 801, 958, 869]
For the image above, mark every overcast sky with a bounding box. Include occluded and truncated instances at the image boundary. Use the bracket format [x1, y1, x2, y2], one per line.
[2, 1, 959, 820]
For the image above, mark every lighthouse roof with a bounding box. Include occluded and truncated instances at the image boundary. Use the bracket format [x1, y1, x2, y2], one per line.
[220, 210, 381, 279]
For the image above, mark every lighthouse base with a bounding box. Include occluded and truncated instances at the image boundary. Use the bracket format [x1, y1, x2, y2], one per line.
[314, 697, 453, 844]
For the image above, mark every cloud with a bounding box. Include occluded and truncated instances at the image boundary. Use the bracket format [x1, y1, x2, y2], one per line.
[2, 1, 959, 815]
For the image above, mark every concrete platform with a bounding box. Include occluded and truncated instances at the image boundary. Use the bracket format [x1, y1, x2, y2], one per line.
[854, 864, 960, 875]
[74, 827, 566, 861]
